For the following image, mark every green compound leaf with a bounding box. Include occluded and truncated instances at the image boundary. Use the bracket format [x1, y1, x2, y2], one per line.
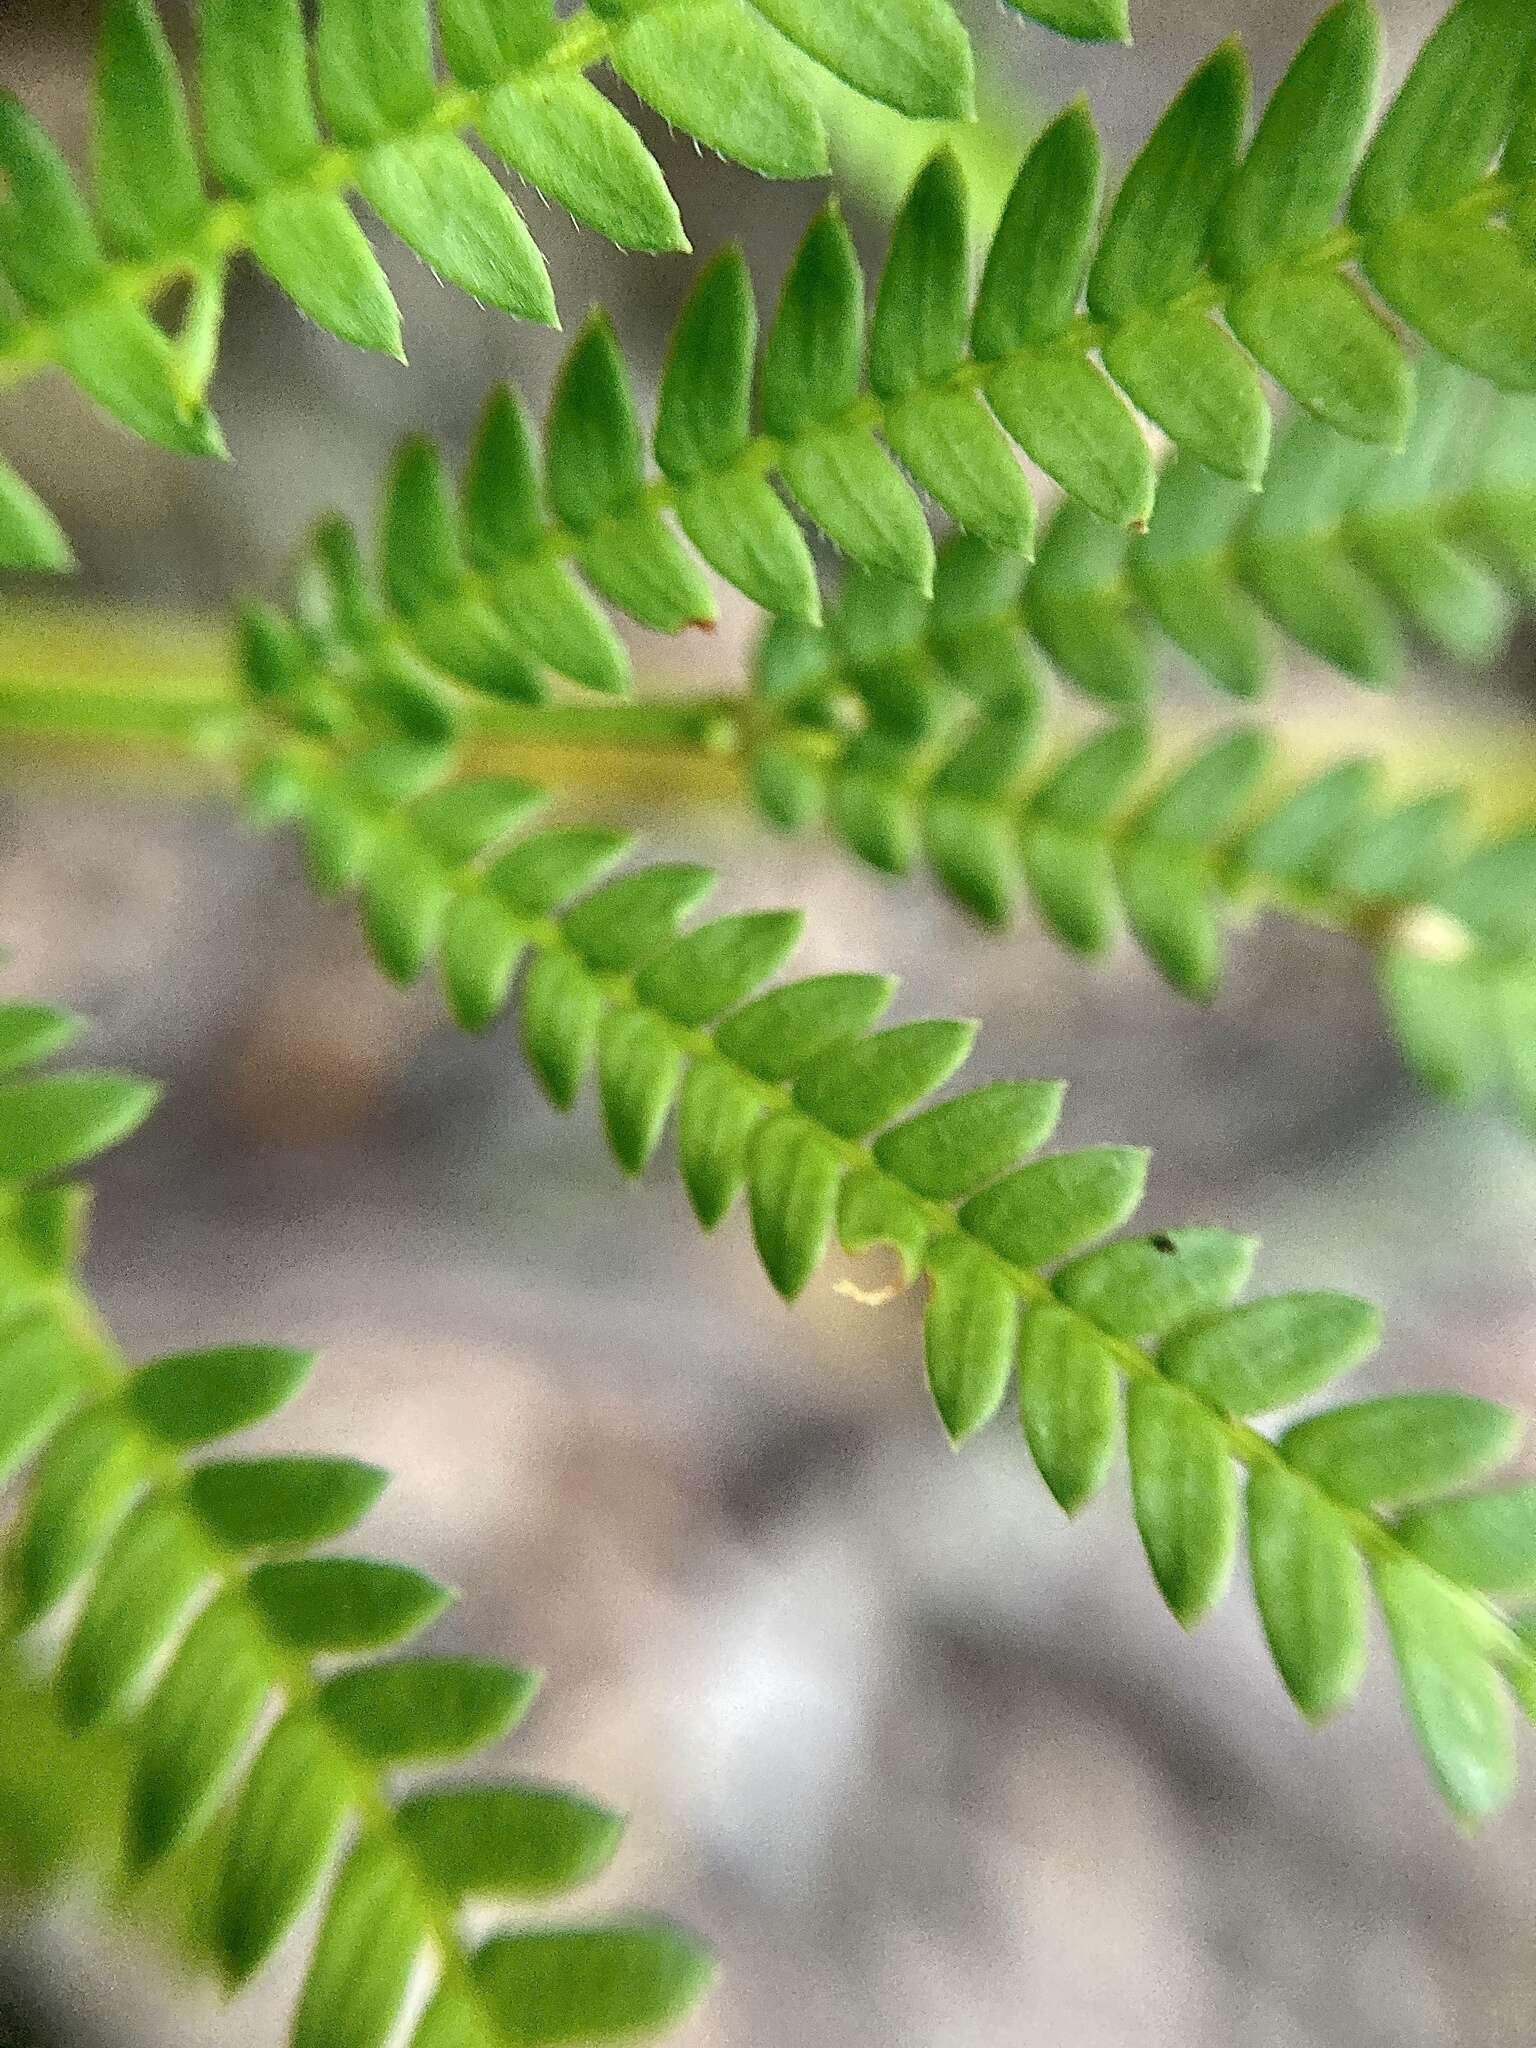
[225, 11, 1536, 725]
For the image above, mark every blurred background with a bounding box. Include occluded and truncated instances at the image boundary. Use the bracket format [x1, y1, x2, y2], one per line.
[3, 0, 1536, 2042]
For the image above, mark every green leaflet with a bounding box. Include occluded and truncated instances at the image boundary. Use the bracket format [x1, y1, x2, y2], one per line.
[1101, 313, 1271, 489]
[490, 826, 631, 916]
[1396, 1485, 1536, 1594]
[1128, 1380, 1239, 1627]
[53, 1498, 207, 1728]
[218, 1709, 353, 1980]
[249, 1557, 455, 1652]
[986, 353, 1156, 530]
[923, 1238, 1017, 1443]
[792, 1019, 975, 1139]
[1003, 0, 1131, 37]
[470, 1922, 716, 2048]
[780, 429, 936, 590]
[716, 973, 896, 1082]
[292, 1835, 424, 2048]
[128, 1593, 269, 1869]
[248, 189, 405, 359]
[958, 1147, 1150, 1269]
[547, 317, 650, 531]
[357, 134, 557, 327]
[1364, 219, 1536, 393]
[0, 1316, 83, 1488]
[0, 459, 73, 574]
[1350, 0, 1536, 235]
[1159, 1292, 1382, 1416]
[885, 391, 1038, 558]
[564, 864, 718, 971]
[678, 1062, 764, 1230]
[8, 1408, 145, 1624]
[523, 953, 603, 1112]
[610, 1, 828, 182]
[315, 0, 436, 146]
[1375, 1557, 1515, 1821]
[870, 152, 971, 399]
[0, 1003, 83, 1081]
[1247, 1464, 1369, 1721]
[1282, 1395, 1524, 1509]
[199, 0, 319, 193]
[637, 912, 805, 1027]
[186, 1455, 389, 1549]
[93, 0, 203, 259]
[0, 96, 103, 310]
[127, 1344, 314, 1448]
[1053, 1230, 1258, 1340]
[748, 0, 974, 121]
[1018, 1302, 1120, 1514]
[54, 301, 226, 458]
[1226, 268, 1411, 448]
[396, 1783, 624, 1899]
[873, 1081, 1064, 1200]
[319, 1658, 541, 1762]
[479, 78, 685, 254]
[747, 1113, 842, 1299]
[0, 1073, 159, 1184]
[838, 1170, 930, 1284]
[1088, 43, 1250, 321]
[657, 250, 757, 482]
[1213, 0, 1381, 279]
[972, 107, 1102, 358]
[598, 1011, 686, 1174]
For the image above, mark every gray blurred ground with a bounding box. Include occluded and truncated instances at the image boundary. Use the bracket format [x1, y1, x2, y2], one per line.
[3, 3, 1536, 2045]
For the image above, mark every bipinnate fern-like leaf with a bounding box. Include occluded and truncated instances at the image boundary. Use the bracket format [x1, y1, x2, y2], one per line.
[236, 733, 1536, 1819]
[0, 1009, 712, 2046]
[215, 0, 1536, 701]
